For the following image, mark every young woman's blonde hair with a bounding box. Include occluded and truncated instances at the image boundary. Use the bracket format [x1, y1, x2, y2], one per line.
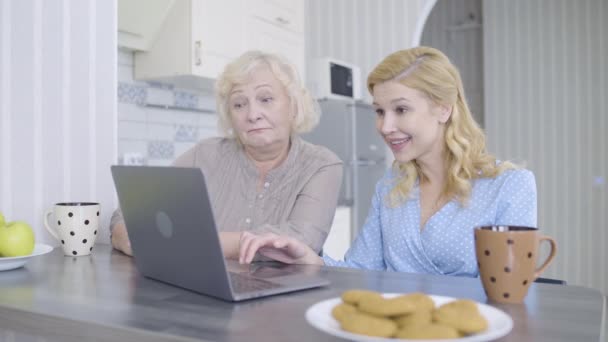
[215, 50, 320, 138]
[367, 46, 515, 206]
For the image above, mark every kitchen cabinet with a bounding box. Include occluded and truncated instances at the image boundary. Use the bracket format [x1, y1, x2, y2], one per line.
[246, 0, 305, 79]
[126, 0, 305, 89]
[118, 0, 175, 51]
[245, 17, 305, 81]
[133, 0, 244, 89]
[248, 0, 304, 34]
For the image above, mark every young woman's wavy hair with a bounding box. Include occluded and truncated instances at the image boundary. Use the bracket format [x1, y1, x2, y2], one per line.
[367, 46, 515, 206]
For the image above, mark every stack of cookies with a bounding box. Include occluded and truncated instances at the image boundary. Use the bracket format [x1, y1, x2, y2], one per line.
[331, 290, 488, 339]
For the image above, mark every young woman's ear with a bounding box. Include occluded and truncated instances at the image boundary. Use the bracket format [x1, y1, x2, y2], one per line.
[438, 105, 453, 124]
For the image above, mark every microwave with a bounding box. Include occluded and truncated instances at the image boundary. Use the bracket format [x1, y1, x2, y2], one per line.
[309, 57, 362, 101]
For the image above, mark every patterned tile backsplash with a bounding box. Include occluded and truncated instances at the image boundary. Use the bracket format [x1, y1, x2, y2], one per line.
[117, 48, 218, 166]
[117, 83, 146, 105]
[174, 91, 199, 110]
[174, 124, 199, 142]
[147, 140, 175, 159]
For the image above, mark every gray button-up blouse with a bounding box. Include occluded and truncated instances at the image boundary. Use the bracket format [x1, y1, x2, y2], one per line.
[111, 136, 343, 253]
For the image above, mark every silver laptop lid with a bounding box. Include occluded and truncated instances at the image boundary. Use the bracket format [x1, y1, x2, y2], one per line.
[111, 165, 235, 300]
[112, 165, 330, 302]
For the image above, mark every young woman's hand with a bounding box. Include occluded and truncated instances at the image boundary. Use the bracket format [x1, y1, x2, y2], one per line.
[238, 231, 324, 265]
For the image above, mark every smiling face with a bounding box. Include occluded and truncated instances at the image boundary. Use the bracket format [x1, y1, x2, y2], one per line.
[228, 66, 294, 152]
[373, 81, 451, 165]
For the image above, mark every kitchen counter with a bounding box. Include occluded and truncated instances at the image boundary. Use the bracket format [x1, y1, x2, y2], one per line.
[0, 245, 605, 341]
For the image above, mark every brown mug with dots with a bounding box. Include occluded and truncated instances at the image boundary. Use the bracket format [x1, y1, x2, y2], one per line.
[475, 226, 557, 304]
[44, 202, 100, 256]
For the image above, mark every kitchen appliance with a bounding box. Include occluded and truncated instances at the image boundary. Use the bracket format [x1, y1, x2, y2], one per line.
[308, 58, 362, 101]
[304, 98, 387, 238]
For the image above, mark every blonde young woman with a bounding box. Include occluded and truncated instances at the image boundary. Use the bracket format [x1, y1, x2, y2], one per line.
[110, 51, 343, 258]
[237, 47, 536, 277]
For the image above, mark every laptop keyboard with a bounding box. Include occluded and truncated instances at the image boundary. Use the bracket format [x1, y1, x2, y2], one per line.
[229, 272, 283, 293]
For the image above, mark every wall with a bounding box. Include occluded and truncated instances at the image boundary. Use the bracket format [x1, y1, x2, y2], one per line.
[305, 0, 427, 104]
[116, 49, 218, 166]
[421, 0, 484, 127]
[0, 0, 116, 245]
[483, 0, 607, 294]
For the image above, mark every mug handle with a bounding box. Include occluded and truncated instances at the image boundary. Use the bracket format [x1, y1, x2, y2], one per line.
[43, 209, 60, 241]
[533, 235, 558, 279]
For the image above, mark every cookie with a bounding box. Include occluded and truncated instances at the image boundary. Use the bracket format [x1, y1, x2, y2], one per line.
[395, 322, 460, 339]
[432, 299, 488, 334]
[339, 312, 398, 338]
[358, 294, 419, 317]
[439, 299, 478, 312]
[400, 292, 435, 312]
[394, 309, 433, 327]
[341, 290, 383, 306]
[331, 303, 358, 322]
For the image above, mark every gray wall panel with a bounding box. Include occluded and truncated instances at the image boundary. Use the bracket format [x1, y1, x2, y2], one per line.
[484, 0, 607, 294]
[0, 0, 117, 245]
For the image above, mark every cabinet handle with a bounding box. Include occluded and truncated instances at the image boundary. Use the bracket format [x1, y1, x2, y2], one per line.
[194, 40, 202, 66]
[275, 17, 290, 25]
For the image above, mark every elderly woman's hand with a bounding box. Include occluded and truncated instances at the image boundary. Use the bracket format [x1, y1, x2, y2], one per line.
[111, 223, 133, 256]
[238, 231, 324, 265]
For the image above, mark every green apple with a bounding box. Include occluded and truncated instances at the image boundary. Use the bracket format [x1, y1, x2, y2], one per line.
[0, 221, 35, 257]
[0, 212, 5, 227]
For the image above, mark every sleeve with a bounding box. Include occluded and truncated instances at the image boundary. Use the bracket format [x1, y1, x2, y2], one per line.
[172, 144, 199, 167]
[254, 162, 343, 254]
[323, 180, 387, 270]
[495, 169, 538, 227]
[109, 207, 124, 234]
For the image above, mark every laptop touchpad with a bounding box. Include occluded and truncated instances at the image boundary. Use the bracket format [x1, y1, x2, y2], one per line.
[248, 264, 308, 279]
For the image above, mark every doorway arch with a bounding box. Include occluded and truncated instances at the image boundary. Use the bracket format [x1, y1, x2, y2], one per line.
[411, 0, 437, 47]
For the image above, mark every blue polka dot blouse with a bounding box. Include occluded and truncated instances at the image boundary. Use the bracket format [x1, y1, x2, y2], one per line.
[323, 168, 537, 277]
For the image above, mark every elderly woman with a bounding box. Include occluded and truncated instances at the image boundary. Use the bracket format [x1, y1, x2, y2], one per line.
[110, 50, 343, 258]
[237, 47, 537, 278]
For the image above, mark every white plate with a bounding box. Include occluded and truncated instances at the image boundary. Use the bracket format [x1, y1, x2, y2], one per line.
[0, 243, 54, 271]
[305, 294, 513, 342]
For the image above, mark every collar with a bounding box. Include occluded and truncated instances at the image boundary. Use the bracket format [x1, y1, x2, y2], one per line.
[237, 135, 302, 181]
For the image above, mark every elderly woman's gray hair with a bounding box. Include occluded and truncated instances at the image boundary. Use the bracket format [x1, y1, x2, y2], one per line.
[215, 50, 320, 137]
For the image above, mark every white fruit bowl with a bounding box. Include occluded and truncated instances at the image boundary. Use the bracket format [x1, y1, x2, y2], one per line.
[0, 243, 54, 271]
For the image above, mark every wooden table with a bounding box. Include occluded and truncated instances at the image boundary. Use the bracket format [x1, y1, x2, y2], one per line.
[0, 245, 604, 341]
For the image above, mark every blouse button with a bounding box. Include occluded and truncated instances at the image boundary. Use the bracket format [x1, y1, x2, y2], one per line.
[245, 218, 251, 224]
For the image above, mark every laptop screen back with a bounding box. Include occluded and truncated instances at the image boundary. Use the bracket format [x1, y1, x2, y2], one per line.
[111, 166, 234, 299]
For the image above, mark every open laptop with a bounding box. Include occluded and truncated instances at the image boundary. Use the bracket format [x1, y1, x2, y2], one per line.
[111, 165, 330, 301]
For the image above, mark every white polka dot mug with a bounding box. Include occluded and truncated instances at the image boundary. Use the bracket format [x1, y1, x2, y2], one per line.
[43, 202, 100, 256]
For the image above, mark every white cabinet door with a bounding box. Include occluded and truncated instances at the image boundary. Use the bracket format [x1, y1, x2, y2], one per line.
[130, 0, 304, 88]
[192, 0, 245, 78]
[245, 17, 305, 81]
[248, 0, 304, 33]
